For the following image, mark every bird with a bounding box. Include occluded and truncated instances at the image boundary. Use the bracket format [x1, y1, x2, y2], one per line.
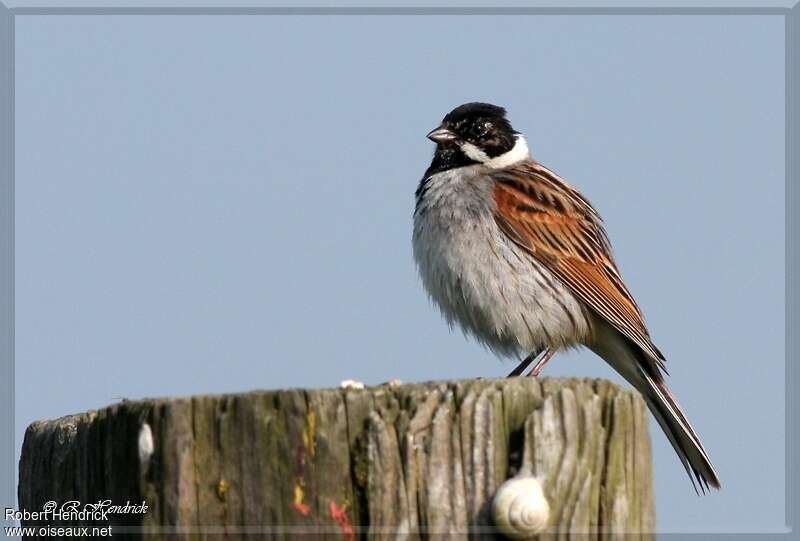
[412, 102, 720, 492]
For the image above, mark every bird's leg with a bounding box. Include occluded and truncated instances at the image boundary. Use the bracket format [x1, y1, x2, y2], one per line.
[507, 350, 541, 377]
[526, 348, 556, 377]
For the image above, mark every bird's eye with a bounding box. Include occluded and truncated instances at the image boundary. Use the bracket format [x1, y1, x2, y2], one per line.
[471, 121, 491, 138]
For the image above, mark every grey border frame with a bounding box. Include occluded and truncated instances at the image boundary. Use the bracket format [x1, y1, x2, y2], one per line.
[0, 2, 796, 536]
[1, 0, 13, 532]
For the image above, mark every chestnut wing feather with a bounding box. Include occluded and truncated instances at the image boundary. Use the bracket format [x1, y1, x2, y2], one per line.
[491, 161, 665, 368]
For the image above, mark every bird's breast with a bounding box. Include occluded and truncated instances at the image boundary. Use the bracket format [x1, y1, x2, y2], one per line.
[412, 168, 591, 357]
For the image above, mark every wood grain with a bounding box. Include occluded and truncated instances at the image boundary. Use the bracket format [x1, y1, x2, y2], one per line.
[18, 377, 654, 539]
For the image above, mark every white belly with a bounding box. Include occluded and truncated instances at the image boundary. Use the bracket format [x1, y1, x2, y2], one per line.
[412, 167, 590, 358]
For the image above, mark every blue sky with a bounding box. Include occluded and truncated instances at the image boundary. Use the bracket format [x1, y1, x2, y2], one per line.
[14, 13, 785, 532]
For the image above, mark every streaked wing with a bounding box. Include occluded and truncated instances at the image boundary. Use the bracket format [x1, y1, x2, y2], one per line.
[491, 160, 665, 368]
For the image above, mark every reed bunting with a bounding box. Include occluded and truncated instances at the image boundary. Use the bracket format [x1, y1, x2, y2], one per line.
[412, 102, 720, 492]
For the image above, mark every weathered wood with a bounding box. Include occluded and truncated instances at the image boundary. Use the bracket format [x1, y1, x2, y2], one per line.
[18, 377, 654, 539]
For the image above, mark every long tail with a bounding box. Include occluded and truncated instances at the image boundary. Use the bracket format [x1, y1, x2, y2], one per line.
[589, 317, 721, 493]
[635, 362, 721, 493]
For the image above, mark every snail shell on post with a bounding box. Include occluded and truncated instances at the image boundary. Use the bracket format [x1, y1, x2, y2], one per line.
[492, 475, 550, 539]
[138, 422, 154, 465]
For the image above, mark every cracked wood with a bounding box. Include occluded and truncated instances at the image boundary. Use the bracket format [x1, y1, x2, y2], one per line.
[18, 377, 655, 539]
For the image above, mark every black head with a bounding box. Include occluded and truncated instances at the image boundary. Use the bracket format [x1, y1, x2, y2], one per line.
[424, 102, 525, 176]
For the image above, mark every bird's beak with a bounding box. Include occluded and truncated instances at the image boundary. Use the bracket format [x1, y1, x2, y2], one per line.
[426, 126, 457, 143]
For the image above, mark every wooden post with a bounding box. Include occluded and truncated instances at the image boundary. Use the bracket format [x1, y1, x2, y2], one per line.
[18, 377, 655, 539]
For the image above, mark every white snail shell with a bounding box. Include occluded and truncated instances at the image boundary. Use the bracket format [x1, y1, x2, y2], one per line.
[492, 476, 550, 539]
[339, 379, 366, 390]
[138, 422, 154, 466]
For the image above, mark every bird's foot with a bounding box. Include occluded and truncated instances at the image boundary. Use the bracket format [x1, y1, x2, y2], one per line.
[525, 348, 556, 377]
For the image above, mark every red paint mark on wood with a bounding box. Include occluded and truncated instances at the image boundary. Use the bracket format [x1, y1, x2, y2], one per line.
[292, 501, 311, 516]
[329, 500, 355, 541]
